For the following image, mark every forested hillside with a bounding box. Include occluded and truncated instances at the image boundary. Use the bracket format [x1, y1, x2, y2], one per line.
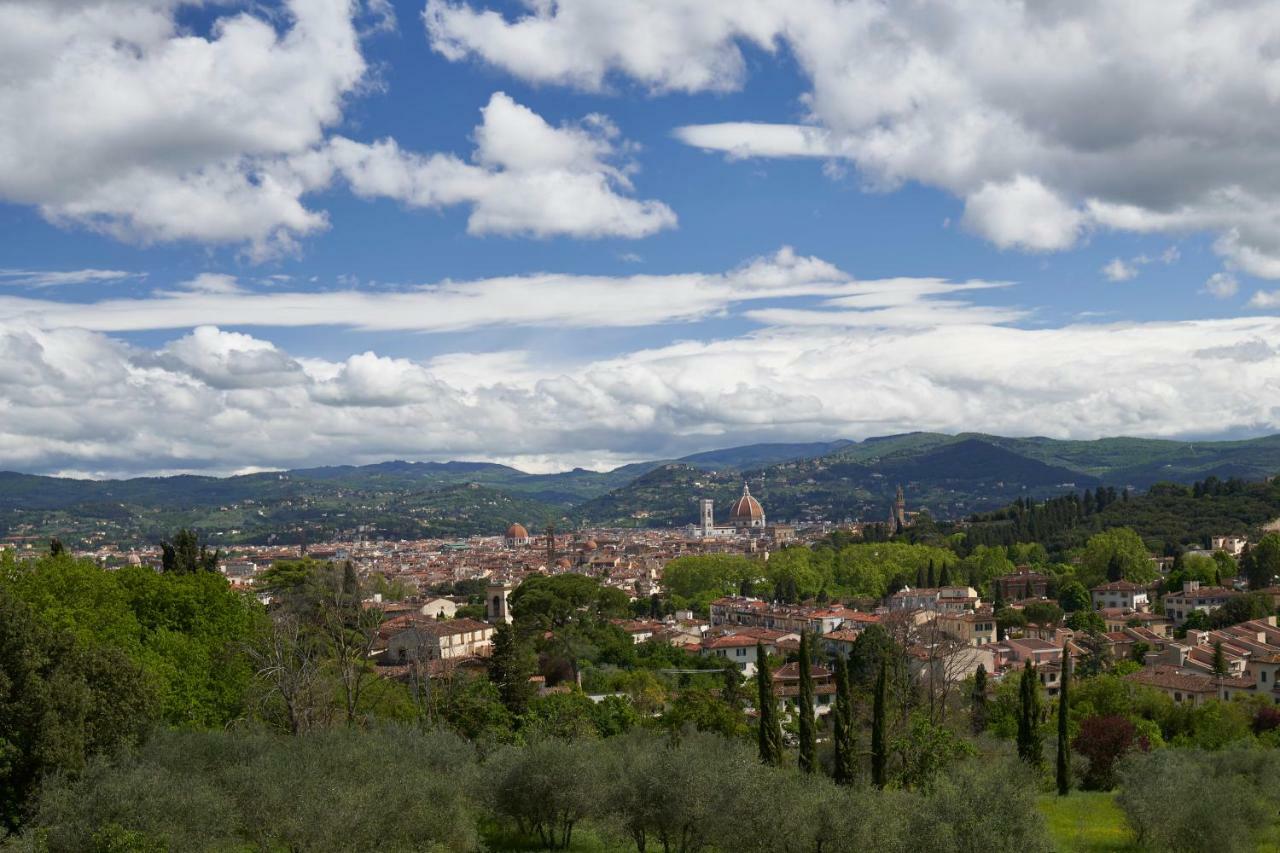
[4, 433, 1280, 546]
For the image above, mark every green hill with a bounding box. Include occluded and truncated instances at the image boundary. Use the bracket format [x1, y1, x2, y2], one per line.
[5, 432, 1280, 545]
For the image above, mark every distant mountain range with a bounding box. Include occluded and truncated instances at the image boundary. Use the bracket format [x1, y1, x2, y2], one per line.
[4, 433, 1280, 547]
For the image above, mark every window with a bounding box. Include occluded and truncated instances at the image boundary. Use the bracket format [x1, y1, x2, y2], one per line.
[1263, 671, 1268, 683]
[736, 647, 746, 657]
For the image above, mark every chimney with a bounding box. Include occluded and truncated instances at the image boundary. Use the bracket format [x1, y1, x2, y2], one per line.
[1183, 580, 1200, 594]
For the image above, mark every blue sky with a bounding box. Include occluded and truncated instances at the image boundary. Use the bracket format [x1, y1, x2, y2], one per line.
[2, 0, 1280, 476]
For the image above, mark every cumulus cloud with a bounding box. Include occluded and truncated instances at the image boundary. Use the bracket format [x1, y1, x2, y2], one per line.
[1205, 272, 1240, 299]
[1102, 259, 1138, 283]
[1102, 247, 1181, 282]
[429, 1, 1280, 275]
[0, 0, 366, 259]
[961, 176, 1085, 251]
[308, 93, 676, 238]
[0, 2, 671, 257]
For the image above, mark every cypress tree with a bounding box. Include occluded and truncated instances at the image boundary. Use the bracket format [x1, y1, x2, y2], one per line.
[1017, 662, 1043, 767]
[971, 663, 989, 734]
[1057, 650, 1072, 796]
[833, 655, 855, 785]
[342, 560, 360, 599]
[756, 642, 783, 765]
[1212, 641, 1228, 678]
[939, 562, 952, 587]
[871, 660, 888, 788]
[488, 622, 535, 716]
[915, 565, 927, 588]
[797, 631, 817, 774]
[1106, 553, 1125, 582]
[49, 538, 64, 557]
[927, 560, 937, 588]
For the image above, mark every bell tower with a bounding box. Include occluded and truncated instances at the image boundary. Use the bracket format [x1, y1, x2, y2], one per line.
[486, 580, 514, 624]
[700, 498, 715, 537]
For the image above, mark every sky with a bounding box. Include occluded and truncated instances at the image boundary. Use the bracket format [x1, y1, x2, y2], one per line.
[3, 0, 1280, 478]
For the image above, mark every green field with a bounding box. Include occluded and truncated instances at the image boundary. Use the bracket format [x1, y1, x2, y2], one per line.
[1039, 792, 1137, 853]
[1039, 791, 1280, 853]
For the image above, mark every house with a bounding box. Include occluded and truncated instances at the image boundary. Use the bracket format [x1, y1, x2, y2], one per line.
[1091, 580, 1150, 612]
[700, 628, 789, 676]
[612, 619, 663, 644]
[382, 616, 494, 664]
[821, 628, 864, 659]
[1004, 637, 1063, 667]
[419, 597, 458, 619]
[906, 643, 994, 688]
[1150, 618, 1280, 697]
[707, 596, 861, 636]
[1212, 536, 1249, 558]
[888, 585, 980, 613]
[935, 609, 997, 647]
[1100, 608, 1172, 637]
[770, 661, 837, 716]
[997, 567, 1050, 601]
[1162, 581, 1241, 625]
[1126, 665, 1254, 705]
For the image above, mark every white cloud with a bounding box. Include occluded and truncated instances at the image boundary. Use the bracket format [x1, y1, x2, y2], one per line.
[0, 268, 136, 289]
[5, 306, 1280, 476]
[1205, 272, 1239, 299]
[310, 93, 676, 238]
[0, 0, 366, 259]
[1102, 259, 1137, 282]
[0, 2, 671, 256]
[0, 249, 1010, 334]
[1249, 290, 1280, 309]
[673, 123, 836, 159]
[961, 176, 1085, 251]
[424, 0, 785, 93]
[431, 1, 1280, 275]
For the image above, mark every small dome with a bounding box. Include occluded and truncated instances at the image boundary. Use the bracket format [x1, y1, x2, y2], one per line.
[556, 557, 572, 568]
[583, 539, 598, 550]
[505, 523, 529, 539]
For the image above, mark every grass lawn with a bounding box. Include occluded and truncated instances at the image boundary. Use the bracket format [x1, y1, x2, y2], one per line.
[1038, 791, 1137, 853]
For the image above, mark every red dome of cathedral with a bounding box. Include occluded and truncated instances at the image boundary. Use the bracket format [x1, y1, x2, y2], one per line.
[505, 523, 529, 540]
[729, 484, 765, 526]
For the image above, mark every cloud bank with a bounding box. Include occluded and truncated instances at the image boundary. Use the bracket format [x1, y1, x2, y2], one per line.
[4, 251, 1280, 477]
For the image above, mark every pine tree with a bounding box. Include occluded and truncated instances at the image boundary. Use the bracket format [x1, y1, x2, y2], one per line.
[48, 538, 64, 557]
[871, 660, 888, 788]
[971, 663, 989, 734]
[756, 642, 783, 766]
[1057, 650, 1071, 796]
[1017, 662, 1043, 768]
[832, 656, 855, 785]
[797, 631, 817, 774]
